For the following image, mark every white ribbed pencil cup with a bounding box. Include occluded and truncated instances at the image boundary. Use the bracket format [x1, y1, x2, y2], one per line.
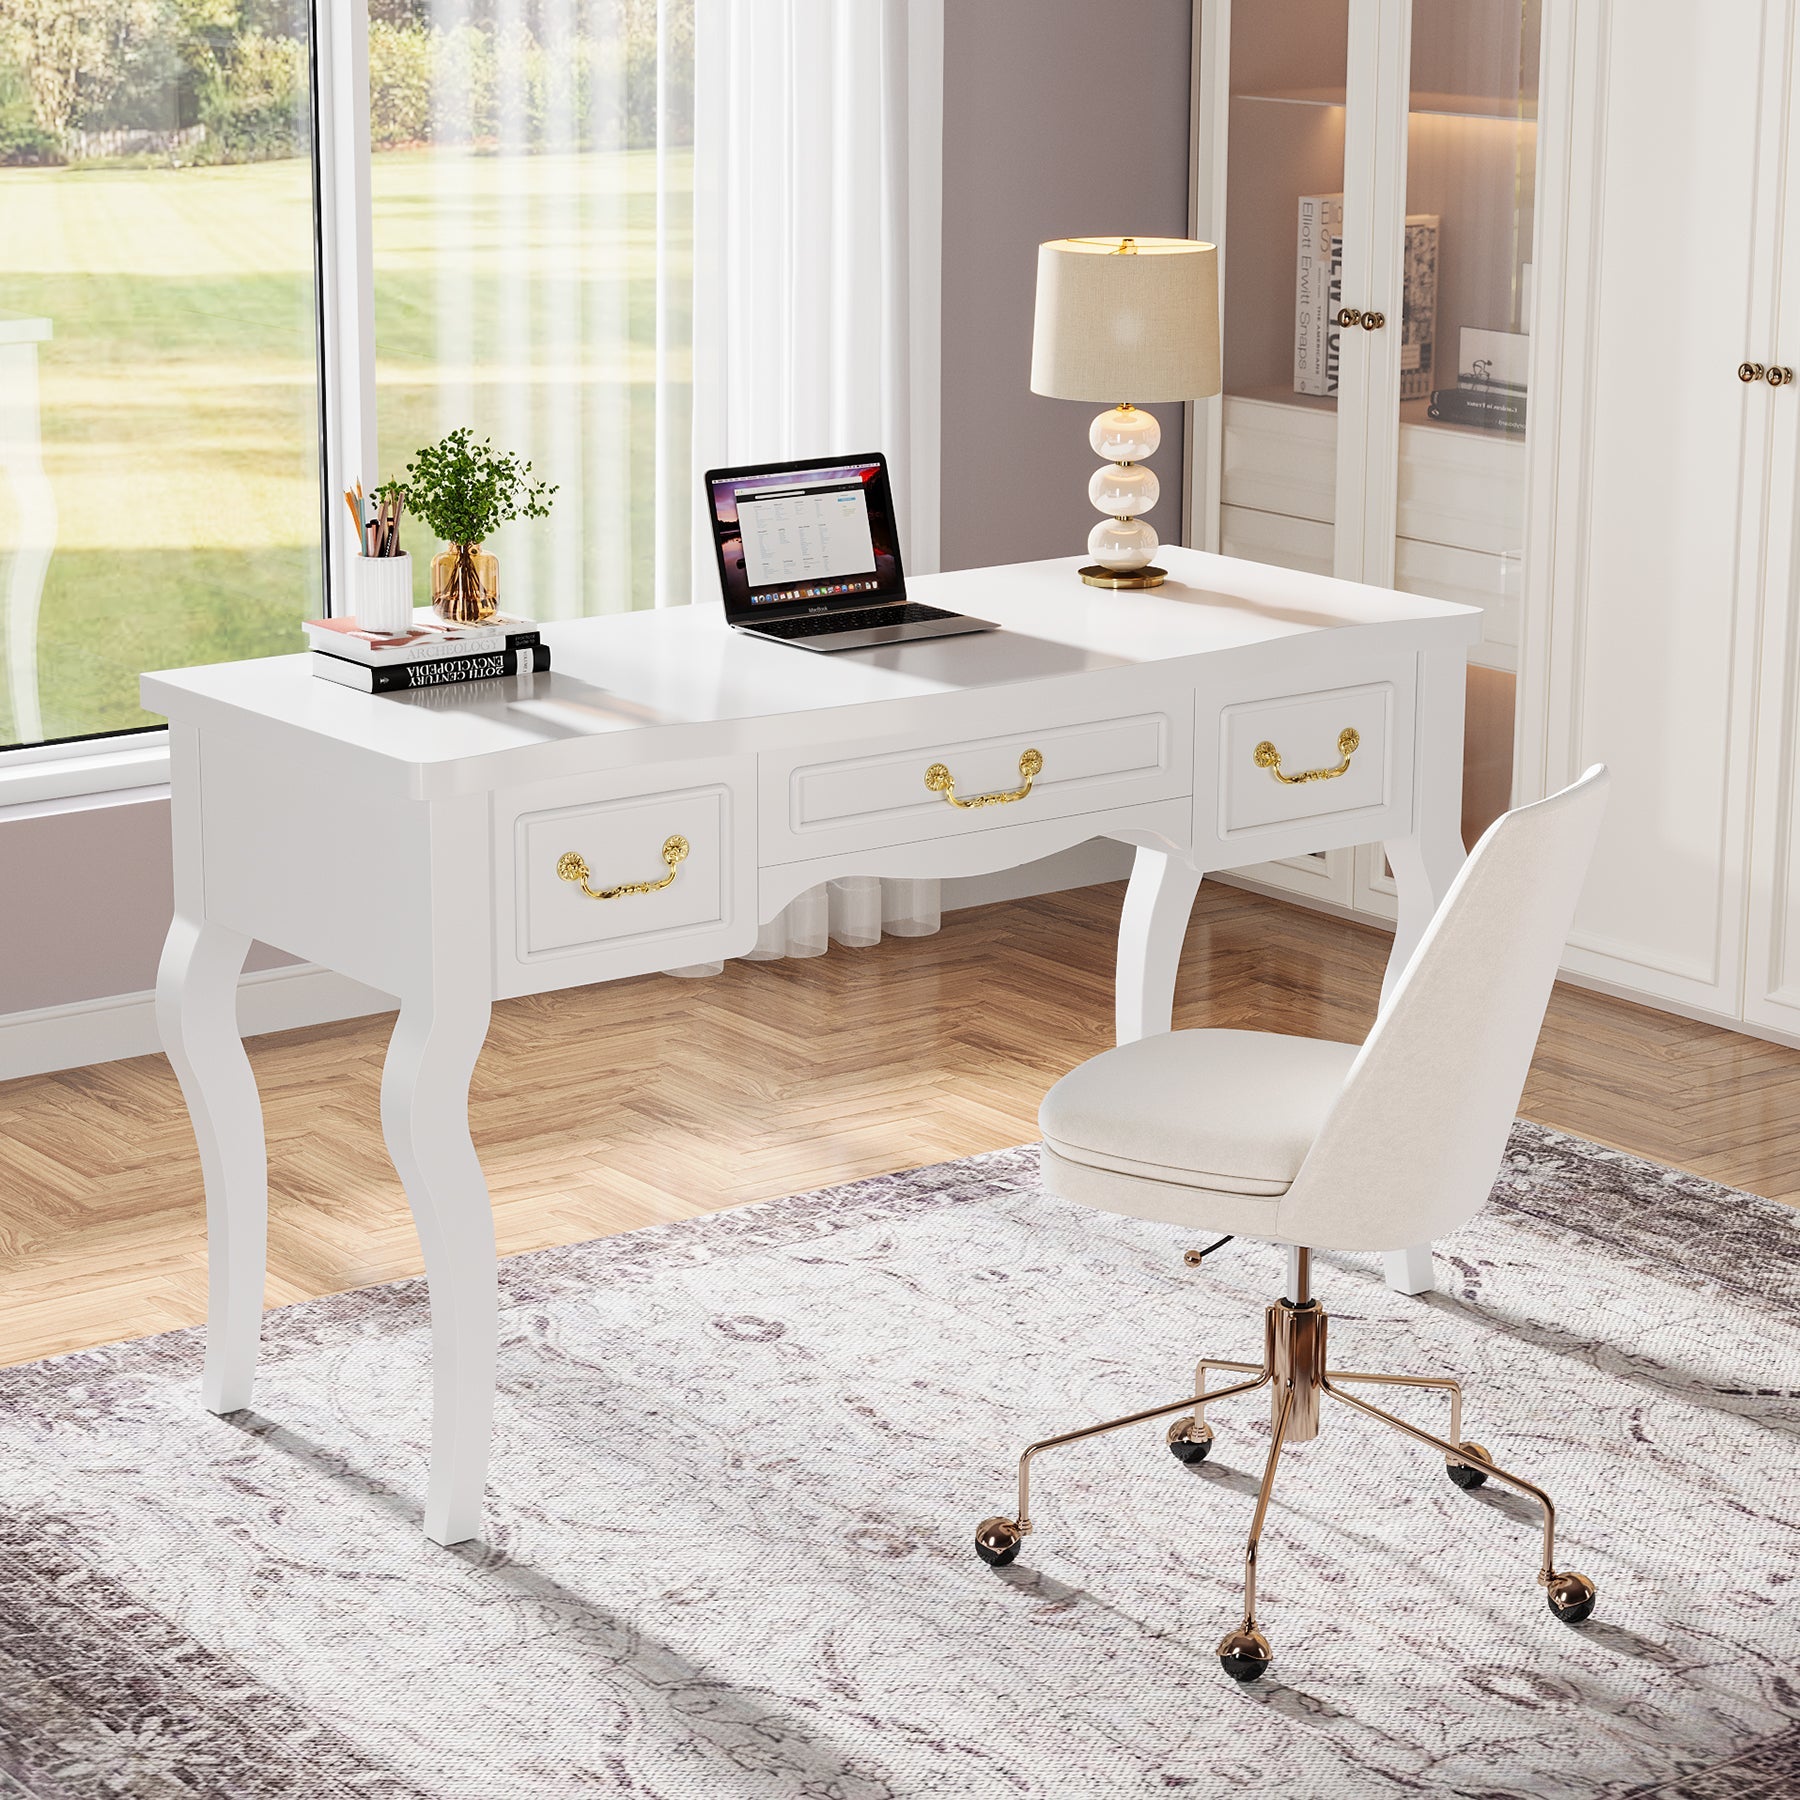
[348, 553, 414, 633]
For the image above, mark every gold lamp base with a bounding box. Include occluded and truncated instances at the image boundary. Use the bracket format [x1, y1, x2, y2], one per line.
[1079, 563, 1167, 589]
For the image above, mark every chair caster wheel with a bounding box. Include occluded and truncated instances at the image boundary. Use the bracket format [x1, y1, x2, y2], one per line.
[1217, 1625, 1272, 1682]
[1166, 1416, 1213, 1465]
[974, 1516, 1023, 1567]
[1546, 1570, 1596, 1624]
[1446, 1441, 1491, 1490]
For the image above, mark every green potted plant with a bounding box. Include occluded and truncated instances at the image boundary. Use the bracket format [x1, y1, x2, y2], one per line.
[405, 428, 557, 623]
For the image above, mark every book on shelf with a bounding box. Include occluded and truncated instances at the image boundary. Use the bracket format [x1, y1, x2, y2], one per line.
[1427, 387, 1526, 433]
[1399, 216, 1440, 401]
[1325, 234, 1344, 395]
[303, 613, 541, 667]
[1295, 194, 1333, 393]
[312, 643, 552, 692]
[1294, 197, 1439, 400]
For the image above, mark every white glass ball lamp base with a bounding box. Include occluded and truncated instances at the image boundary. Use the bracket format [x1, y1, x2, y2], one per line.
[1089, 461, 1160, 518]
[1089, 404, 1162, 464]
[1088, 516, 1160, 572]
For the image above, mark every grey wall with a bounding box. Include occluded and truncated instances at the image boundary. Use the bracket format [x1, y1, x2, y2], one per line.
[0, 789, 289, 1015]
[1, 792, 175, 1014]
[939, 0, 1194, 573]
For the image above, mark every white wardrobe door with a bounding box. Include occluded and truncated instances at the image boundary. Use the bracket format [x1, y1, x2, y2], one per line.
[1546, 0, 1779, 1015]
[1744, 11, 1800, 1035]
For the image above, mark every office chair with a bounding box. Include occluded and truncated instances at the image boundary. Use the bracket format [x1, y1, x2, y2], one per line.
[973, 766, 1610, 1682]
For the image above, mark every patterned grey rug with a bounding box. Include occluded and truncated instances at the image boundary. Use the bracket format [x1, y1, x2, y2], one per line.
[0, 1125, 1796, 1799]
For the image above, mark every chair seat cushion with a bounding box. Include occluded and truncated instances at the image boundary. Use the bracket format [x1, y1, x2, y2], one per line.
[1039, 1029, 1361, 1200]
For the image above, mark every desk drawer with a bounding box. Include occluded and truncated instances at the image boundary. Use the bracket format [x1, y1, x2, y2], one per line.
[762, 699, 1190, 864]
[492, 756, 756, 997]
[1216, 671, 1413, 847]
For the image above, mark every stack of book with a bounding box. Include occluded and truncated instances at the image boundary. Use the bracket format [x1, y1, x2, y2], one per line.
[1427, 326, 1528, 434]
[305, 614, 549, 692]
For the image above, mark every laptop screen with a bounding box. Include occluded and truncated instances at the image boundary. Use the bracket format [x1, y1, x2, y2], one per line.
[705, 454, 906, 617]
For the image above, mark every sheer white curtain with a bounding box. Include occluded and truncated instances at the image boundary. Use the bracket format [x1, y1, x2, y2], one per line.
[678, 0, 945, 972]
[370, 1, 694, 620]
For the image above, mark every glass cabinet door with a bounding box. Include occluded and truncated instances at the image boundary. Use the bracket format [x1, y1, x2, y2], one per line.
[1210, 0, 1357, 581]
[1388, 0, 1541, 849]
[1197, 0, 1545, 908]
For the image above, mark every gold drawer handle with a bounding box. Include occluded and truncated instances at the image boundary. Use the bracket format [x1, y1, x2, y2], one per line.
[924, 747, 1044, 809]
[556, 835, 688, 900]
[1254, 727, 1361, 786]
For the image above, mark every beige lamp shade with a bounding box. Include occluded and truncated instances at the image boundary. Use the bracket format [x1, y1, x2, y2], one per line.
[1030, 236, 1222, 403]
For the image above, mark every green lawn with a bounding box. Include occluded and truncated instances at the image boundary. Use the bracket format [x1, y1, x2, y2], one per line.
[0, 146, 691, 747]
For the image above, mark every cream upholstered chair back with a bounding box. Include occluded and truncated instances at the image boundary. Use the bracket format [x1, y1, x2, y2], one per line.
[1274, 766, 1609, 1254]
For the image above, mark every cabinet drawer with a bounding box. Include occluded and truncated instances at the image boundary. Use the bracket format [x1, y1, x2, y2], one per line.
[492, 757, 756, 997]
[1218, 678, 1410, 842]
[762, 699, 1191, 864]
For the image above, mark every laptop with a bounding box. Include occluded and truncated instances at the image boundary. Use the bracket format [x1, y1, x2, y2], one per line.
[705, 452, 996, 651]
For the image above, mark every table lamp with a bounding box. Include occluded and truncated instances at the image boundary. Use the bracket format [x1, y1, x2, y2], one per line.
[1030, 235, 1221, 587]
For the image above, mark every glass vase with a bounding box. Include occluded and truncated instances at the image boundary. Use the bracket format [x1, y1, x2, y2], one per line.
[430, 542, 499, 624]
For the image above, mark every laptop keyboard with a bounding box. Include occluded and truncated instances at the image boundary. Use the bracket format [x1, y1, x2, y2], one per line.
[747, 603, 958, 640]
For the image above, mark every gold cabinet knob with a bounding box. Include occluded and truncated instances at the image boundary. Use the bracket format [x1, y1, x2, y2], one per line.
[1740, 361, 1766, 382]
[1361, 311, 1386, 331]
[1768, 365, 1795, 387]
[1335, 307, 1364, 330]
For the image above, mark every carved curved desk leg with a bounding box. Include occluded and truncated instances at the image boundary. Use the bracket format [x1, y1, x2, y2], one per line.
[1379, 647, 1469, 1297]
[156, 914, 265, 1414]
[381, 974, 496, 1547]
[1116, 847, 1204, 1044]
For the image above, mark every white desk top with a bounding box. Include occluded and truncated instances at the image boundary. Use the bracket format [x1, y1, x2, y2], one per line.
[143, 549, 1478, 796]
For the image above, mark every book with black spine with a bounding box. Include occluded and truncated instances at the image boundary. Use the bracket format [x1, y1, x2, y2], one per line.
[1427, 387, 1527, 433]
[312, 643, 551, 692]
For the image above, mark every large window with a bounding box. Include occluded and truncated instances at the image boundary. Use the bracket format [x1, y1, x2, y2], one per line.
[0, 2, 321, 749]
[0, 0, 694, 756]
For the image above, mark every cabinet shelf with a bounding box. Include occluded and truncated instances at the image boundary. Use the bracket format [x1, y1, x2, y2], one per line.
[1233, 88, 1537, 124]
[1224, 385, 1527, 446]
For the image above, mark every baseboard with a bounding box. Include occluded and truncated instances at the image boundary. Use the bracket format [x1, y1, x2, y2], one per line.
[1209, 872, 1800, 1052]
[0, 963, 395, 1083]
[1206, 868, 1398, 934]
[1, 846, 1136, 1084]
[942, 838, 1135, 910]
[1547, 965, 1800, 1052]
[15, 839, 1786, 1083]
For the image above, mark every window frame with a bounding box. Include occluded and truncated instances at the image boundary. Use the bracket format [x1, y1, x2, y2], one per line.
[0, 0, 373, 805]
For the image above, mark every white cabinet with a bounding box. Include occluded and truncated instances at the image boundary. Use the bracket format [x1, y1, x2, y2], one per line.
[1525, 0, 1800, 1031]
[1746, 17, 1800, 1038]
[1193, 0, 1800, 1047]
[1189, 0, 1539, 913]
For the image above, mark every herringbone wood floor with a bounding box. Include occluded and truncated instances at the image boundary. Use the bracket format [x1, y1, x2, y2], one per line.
[3, 878, 1797, 1368]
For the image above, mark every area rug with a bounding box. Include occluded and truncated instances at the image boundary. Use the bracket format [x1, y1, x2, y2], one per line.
[0, 1125, 1795, 1799]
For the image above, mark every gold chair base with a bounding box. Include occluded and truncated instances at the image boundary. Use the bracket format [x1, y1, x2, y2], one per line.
[972, 1273, 1597, 1679]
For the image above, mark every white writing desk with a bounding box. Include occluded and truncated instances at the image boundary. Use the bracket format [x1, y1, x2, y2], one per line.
[143, 548, 1478, 1544]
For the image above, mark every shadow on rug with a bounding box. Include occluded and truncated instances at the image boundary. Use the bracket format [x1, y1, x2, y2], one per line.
[0, 1122, 1795, 1798]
